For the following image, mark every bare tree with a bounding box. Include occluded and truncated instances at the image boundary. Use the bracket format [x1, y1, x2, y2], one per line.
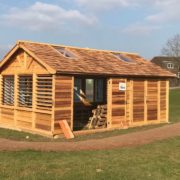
[162, 34, 180, 57]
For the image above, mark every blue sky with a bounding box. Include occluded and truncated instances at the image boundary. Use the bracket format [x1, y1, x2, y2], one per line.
[0, 0, 180, 60]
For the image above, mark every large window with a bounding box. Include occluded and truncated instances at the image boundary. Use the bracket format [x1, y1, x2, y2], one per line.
[2, 76, 14, 106]
[74, 78, 105, 103]
[18, 76, 33, 108]
[74, 79, 82, 102]
[95, 79, 104, 102]
[167, 63, 174, 69]
[85, 79, 94, 102]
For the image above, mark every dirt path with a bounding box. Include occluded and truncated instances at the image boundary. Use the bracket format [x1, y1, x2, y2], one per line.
[0, 123, 180, 152]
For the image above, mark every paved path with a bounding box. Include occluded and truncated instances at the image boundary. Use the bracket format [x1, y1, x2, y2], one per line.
[0, 123, 180, 152]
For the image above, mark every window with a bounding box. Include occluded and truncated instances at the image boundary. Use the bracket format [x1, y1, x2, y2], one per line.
[86, 79, 94, 102]
[53, 46, 76, 58]
[95, 79, 104, 102]
[74, 78, 105, 103]
[2, 76, 14, 106]
[178, 72, 180, 79]
[36, 75, 53, 110]
[167, 63, 174, 69]
[18, 76, 33, 108]
[74, 78, 82, 102]
[112, 53, 134, 63]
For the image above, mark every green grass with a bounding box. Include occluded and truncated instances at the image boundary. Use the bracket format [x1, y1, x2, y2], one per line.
[169, 89, 180, 123]
[0, 89, 179, 142]
[0, 137, 179, 180]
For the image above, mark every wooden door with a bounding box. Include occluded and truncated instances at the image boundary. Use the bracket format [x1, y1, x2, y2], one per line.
[147, 80, 158, 121]
[132, 80, 145, 123]
[108, 78, 127, 128]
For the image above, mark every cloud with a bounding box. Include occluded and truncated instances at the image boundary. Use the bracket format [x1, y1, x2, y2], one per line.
[75, 0, 137, 11]
[146, 0, 180, 24]
[123, 24, 161, 35]
[1, 2, 97, 31]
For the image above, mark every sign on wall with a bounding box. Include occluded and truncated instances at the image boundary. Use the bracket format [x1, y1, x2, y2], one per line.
[119, 82, 126, 91]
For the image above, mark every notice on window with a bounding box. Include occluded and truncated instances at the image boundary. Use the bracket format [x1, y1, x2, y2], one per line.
[119, 82, 126, 91]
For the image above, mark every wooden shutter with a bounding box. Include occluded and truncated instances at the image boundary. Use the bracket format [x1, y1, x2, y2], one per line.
[18, 76, 33, 108]
[36, 75, 53, 111]
[2, 76, 14, 106]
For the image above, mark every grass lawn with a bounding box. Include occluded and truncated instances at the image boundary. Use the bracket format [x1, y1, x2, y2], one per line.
[0, 89, 179, 142]
[169, 89, 180, 123]
[0, 137, 179, 180]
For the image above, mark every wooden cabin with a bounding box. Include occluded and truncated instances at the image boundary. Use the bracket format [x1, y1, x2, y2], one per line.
[0, 41, 175, 137]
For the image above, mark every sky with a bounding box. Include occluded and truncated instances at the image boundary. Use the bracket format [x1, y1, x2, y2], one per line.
[0, 0, 180, 60]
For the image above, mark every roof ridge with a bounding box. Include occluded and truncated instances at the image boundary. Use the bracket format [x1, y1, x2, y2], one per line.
[16, 40, 139, 55]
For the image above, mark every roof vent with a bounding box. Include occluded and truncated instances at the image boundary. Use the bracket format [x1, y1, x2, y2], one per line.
[53, 46, 76, 59]
[112, 53, 134, 63]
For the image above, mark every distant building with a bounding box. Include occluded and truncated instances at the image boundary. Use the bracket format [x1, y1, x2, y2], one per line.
[151, 57, 180, 87]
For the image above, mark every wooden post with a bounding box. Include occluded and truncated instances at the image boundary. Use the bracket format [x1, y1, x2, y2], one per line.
[144, 80, 147, 124]
[166, 80, 169, 123]
[158, 80, 161, 123]
[14, 74, 18, 127]
[130, 80, 133, 125]
[32, 73, 37, 129]
[0, 75, 2, 122]
[51, 74, 56, 133]
[107, 78, 112, 128]
[71, 76, 74, 131]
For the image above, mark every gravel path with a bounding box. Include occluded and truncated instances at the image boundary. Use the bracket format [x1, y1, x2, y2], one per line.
[0, 123, 180, 152]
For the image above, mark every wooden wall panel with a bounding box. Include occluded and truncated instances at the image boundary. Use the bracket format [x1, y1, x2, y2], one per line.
[160, 80, 167, 122]
[110, 78, 127, 127]
[16, 110, 32, 129]
[35, 112, 51, 131]
[147, 80, 158, 121]
[0, 108, 14, 126]
[53, 75, 73, 135]
[133, 80, 145, 122]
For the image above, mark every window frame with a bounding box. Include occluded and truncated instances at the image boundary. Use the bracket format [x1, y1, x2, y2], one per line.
[74, 78, 105, 103]
[167, 63, 174, 69]
[18, 75, 33, 108]
[177, 72, 180, 79]
[2, 75, 14, 106]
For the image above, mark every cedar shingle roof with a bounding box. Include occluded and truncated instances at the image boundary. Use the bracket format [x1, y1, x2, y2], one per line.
[1, 41, 176, 77]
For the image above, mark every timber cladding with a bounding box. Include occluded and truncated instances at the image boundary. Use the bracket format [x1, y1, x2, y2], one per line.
[53, 75, 73, 135]
[0, 40, 174, 137]
[108, 78, 169, 129]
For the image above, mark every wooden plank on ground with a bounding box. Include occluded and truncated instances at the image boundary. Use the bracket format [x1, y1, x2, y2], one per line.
[59, 120, 74, 139]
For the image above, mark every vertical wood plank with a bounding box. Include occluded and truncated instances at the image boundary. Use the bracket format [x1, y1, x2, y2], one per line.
[166, 80, 169, 123]
[32, 73, 37, 129]
[71, 76, 74, 130]
[157, 80, 161, 122]
[144, 80, 147, 124]
[51, 74, 56, 133]
[0, 75, 2, 122]
[14, 74, 18, 127]
[107, 78, 112, 128]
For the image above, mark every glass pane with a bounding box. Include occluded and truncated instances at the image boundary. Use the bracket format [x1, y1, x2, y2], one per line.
[74, 78, 82, 102]
[95, 79, 104, 102]
[86, 79, 94, 102]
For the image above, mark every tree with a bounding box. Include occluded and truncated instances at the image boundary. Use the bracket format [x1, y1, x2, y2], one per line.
[161, 34, 180, 57]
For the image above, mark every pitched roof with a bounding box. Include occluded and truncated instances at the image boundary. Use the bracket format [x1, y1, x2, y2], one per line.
[0, 41, 176, 77]
[152, 56, 180, 64]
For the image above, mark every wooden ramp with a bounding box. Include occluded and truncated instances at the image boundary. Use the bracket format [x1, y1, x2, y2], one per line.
[59, 120, 74, 139]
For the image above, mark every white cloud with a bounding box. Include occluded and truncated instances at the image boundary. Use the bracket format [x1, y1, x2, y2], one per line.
[146, 0, 180, 24]
[123, 23, 161, 35]
[1, 2, 97, 31]
[75, 0, 137, 10]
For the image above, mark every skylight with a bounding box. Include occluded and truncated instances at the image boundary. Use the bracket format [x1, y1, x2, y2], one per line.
[53, 46, 76, 59]
[112, 53, 134, 63]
